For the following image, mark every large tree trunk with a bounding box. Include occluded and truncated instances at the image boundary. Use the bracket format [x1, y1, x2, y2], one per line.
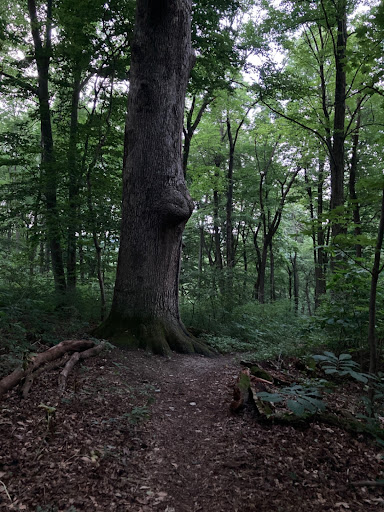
[94, 0, 210, 356]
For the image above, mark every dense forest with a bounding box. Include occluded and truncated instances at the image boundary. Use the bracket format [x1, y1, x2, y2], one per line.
[1, 0, 384, 366]
[2, 1, 384, 511]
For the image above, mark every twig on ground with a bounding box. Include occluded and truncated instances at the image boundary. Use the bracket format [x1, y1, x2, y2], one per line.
[0, 479, 12, 502]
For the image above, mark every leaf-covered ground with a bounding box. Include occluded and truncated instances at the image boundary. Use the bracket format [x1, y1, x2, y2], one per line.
[0, 348, 384, 511]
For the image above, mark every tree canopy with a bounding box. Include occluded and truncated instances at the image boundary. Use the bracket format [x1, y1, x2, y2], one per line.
[0, 0, 384, 367]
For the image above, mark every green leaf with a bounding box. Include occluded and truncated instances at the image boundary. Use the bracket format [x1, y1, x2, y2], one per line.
[323, 351, 338, 361]
[287, 399, 305, 416]
[257, 392, 283, 403]
[348, 370, 368, 383]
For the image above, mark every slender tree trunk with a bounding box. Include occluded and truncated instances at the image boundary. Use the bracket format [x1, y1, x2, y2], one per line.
[94, 0, 210, 356]
[305, 274, 312, 316]
[291, 251, 299, 313]
[269, 241, 275, 301]
[86, 168, 106, 321]
[79, 240, 85, 283]
[66, 74, 82, 292]
[368, 188, 384, 374]
[349, 100, 362, 258]
[183, 94, 212, 176]
[28, 0, 66, 293]
[213, 161, 223, 270]
[257, 242, 268, 304]
[226, 117, 235, 270]
[316, 160, 327, 302]
[330, 2, 347, 245]
[197, 220, 204, 300]
[287, 265, 292, 301]
[306, 161, 326, 307]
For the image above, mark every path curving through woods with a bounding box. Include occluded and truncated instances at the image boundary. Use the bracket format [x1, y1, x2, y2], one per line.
[0, 349, 383, 511]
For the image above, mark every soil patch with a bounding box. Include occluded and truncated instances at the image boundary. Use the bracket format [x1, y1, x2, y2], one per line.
[0, 349, 383, 511]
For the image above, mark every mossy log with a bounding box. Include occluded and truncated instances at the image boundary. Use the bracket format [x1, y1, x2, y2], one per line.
[257, 411, 384, 440]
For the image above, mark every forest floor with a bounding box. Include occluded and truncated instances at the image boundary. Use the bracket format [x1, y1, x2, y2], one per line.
[1, 347, 384, 511]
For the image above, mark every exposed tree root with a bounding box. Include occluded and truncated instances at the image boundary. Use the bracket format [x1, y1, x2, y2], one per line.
[0, 340, 106, 400]
[94, 315, 214, 357]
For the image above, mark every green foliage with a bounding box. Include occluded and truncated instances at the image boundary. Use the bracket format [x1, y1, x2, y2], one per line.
[314, 265, 375, 350]
[0, 278, 112, 377]
[257, 383, 326, 417]
[313, 351, 371, 383]
[186, 299, 320, 359]
[102, 406, 150, 426]
[358, 373, 384, 429]
[202, 334, 253, 353]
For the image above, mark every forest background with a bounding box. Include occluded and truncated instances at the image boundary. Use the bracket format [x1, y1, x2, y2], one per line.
[1, 0, 384, 375]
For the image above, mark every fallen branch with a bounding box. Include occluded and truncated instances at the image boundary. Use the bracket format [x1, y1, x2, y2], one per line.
[58, 342, 106, 394]
[0, 339, 98, 399]
[0, 368, 26, 399]
[28, 339, 94, 373]
[22, 355, 70, 399]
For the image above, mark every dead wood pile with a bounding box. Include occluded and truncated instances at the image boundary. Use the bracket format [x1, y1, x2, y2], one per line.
[0, 340, 106, 400]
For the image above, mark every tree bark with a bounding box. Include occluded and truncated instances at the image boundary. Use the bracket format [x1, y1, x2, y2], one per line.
[368, 187, 384, 374]
[213, 161, 223, 270]
[269, 241, 276, 302]
[66, 74, 82, 292]
[291, 251, 299, 313]
[329, 1, 347, 245]
[316, 160, 327, 302]
[349, 100, 362, 259]
[226, 117, 235, 270]
[94, 0, 211, 356]
[28, 0, 66, 293]
[183, 94, 212, 176]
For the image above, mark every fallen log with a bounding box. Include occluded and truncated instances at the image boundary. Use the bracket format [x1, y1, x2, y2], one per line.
[0, 339, 100, 399]
[28, 339, 94, 373]
[240, 361, 292, 385]
[0, 367, 26, 399]
[22, 355, 70, 399]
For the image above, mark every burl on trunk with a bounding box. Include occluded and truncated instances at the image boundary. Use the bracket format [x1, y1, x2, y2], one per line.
[94, 0, 211, 356]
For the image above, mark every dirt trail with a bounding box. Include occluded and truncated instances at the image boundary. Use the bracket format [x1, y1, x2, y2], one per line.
[1, 349, 384, 511]
[139, 354, 240, 511]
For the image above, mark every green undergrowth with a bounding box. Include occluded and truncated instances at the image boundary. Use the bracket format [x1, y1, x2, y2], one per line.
[0, 279, 112, 377]
[184, 300, 323, 360]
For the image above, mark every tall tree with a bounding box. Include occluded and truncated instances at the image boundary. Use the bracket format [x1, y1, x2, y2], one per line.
[28, 0, 67, 293]
[95, 0, 210, 355]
